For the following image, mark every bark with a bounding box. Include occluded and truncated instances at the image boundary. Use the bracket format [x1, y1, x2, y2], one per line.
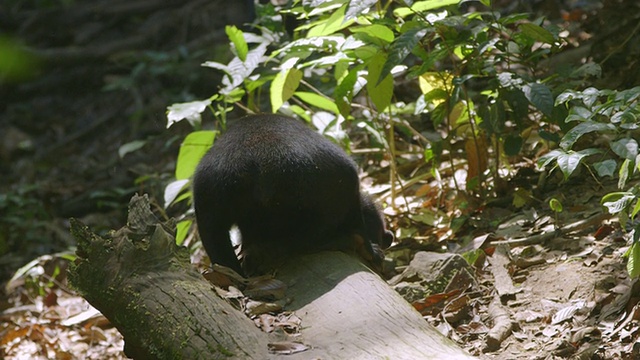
[69, 194, 475, 359]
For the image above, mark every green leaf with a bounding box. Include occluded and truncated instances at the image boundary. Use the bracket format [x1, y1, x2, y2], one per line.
[565, 106, 592, 122]
[555, 90, 582, 105]
[601, 192, 635, 215]
[118, 140, 146, 158]
[556, 150, 598, 180]
[570, 63, 601, 79]
[628, 242, 640, 278]
[380, 27, 429, 85]
[308, 4, 353, 37]
[334, 63, 364, 117]
[503, 135, 523, 156]
[632, 198, 640, 219]
[294, 91, 340, 114]
[559, 121, 615, 150]
[593, 159, 617, 178]
[203, 42, 269, 94]
[581, 87, 600, 108]
[345, 0, 377, 21]
[619, 158, 632, 190]
[176, 131, 216, 180]
[164, 179, 190, 208]
[502, 89, 529, 123]
[519, 23, 555, 44]
[175, 220, 193, 246]
[549, 198, 563, 213]
[271, 68, 303, 113]
[366, 52, 394, 112]
[393, 0, 459, 18]
[537, 149, 564, 169]
[225, 25, 248, 62]
[611, 138, 639, 160]
[350, 24, 395, 44]
[523, 83, 553, 117]
[166, 99, 213, 128]
[611, 108, 639, 126]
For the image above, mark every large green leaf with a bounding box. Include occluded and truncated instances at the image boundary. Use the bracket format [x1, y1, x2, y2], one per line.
[166, 99, 213, 128]
[602, 192, 635, 215]
[334, 63, 364, 117]
[523, 82, 553, 117]
[366, 53, 394, 112]
[294, 91, 340, 114]
[559, 121, 614, 150]
[350, 24, 395, 44]
[593, 159, 617, 178]
[271, 68, 303, 113]
[519, 23, 555, 44]
[393, 0, 460, 18]
[556, 149, 599, 179]
[225, 25, 248, 62]
[628, 243, 640, 279]
[611, 138, 639, 160]
[175, 130, 216, 180]
[308, 4, 353, 37]
[345, 0, 377, 21]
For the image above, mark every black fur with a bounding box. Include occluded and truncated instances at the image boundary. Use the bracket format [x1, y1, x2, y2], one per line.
[193, 114, 393, 274]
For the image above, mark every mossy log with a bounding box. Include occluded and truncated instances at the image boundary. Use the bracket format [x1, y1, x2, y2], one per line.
[69, 194, 474, 359]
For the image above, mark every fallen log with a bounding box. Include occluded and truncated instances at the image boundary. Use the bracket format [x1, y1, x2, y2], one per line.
[69, 194, 474, 359]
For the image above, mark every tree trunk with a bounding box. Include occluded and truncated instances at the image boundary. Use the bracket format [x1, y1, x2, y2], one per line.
[69, 195, 474, 359]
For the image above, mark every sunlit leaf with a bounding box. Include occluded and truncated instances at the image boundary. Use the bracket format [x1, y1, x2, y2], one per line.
[344, 0, 373, 19]
[366, 53, 393, 111]
[271, 68, 303, 113]
[601, 192, 635, 215]
[166, 99, 213, 128]
[628, 243, 640, 278]
[226, 25, 248, 62]
[565, 106, 592, 122]
[549, 198, 563, 212]
[619, 158, 631, 190]
[632, 199, 640, 219]
[308, 4, 353, 37]
[611, 138, 639, 160]
[118, 140, 146, 159]
[350, 24, 395, 44]
[164, 179, 190, 209]
[175, 131, 216, 180]
[393, 0, 459, 18]
[294, 91, 340, 114]
[175, 220, 193, 246]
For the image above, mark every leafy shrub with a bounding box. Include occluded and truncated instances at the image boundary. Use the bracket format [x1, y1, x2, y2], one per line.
[163, 0, 640, 274]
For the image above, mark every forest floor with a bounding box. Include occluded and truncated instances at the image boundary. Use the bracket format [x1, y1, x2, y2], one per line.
[2, 178, 637, 359]
[1, 0, 638, 359]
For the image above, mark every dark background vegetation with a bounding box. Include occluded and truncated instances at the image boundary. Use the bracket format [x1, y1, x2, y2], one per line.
[0, 0, 638, 293]
[0, 0, 256, 282]
[1, 0, 640, 358]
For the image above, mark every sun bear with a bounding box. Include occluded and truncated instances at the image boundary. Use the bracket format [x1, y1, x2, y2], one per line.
[193, 114, 393, 275]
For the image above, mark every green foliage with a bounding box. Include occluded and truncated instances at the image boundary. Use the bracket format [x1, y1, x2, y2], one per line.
[0, 186, 53, 256]
[540, 86, 640, 276]
[160, 0, 640, 275]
